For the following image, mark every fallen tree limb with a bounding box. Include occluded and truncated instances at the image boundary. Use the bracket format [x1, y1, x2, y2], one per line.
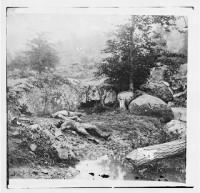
[126, 138, 186, 166]
[173, 90, 187, 98]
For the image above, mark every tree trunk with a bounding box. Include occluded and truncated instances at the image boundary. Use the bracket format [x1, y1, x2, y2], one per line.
[126, 138, 186, 166]
[129, 15, 136, 92]
[43, 91, 48, 114]
[97, 87, 106, 107]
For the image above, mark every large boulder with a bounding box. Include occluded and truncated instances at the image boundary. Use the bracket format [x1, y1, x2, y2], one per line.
[8, 77, 83, 115]
[86, 85, 101, 101]
[140, 81, 173, 102]
[128, 94, 174, 122]
[80, 79, 117, 107]
[117, 91, 134, 110]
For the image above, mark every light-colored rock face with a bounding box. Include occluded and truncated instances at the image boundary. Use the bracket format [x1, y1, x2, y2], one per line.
[171, 107, 187, 122]
[8, 77, 82, 115]
[104, 89, 117, 105]
[164, 120, 186, 137]
[23, 84, 81, 114]
[117, 91, 134, 110]
[130, 94, 166, 107]
[129, 94, 173, 122]
[81, 84, 117, 106]
[30, 144, 37, 152]
[87, 86, 101, 101]
[140, 81, 173, 102]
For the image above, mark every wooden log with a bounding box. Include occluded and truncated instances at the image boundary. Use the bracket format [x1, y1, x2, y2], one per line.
[126, 138, 186, 166]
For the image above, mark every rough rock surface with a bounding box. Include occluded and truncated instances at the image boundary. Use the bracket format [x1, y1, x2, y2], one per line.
[81, 82, 117, 107]
[129, 94, 174, 122]
[104, 89, 117, 105]
[7, 77, 83, 115]
[171, 107, 187, 122]
[164, 120, 186, 138]
[140, 81, 173, 102]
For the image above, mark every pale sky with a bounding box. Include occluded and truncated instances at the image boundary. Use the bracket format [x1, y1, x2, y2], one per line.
[7, 8, 129, 56]
[7, 8, 187, 63]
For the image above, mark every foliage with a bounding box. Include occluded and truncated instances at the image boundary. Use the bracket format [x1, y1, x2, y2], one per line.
[7, 35, 59, 79]
[7, 54, 30, 78]
[7, 54, 28, 71]
[96, 16, 186, 92]
[26, 34, 59, 74]
[158, 53, 187, 83]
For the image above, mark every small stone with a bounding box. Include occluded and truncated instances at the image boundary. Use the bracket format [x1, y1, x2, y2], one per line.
[30, 144, 37, 152]
[29, 124, 41, 133]
[71, 131, 76, 135]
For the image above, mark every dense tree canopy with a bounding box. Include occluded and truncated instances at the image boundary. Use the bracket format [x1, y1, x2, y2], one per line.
[96, 16, 187, 92]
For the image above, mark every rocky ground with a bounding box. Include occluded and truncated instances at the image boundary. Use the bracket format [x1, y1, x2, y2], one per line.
[8, 110, 186, 182]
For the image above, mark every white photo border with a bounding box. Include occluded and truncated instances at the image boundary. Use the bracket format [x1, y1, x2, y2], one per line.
[1, 0, 200, 192]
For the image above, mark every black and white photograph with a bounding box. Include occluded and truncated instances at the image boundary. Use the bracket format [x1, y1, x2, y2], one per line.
[1, 1, 200, 191]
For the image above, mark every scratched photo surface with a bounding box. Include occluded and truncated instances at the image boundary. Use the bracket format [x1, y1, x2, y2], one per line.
[7, 8, 187, 183]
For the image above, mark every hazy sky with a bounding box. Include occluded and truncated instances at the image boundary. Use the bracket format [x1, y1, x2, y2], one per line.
[7, 8, 187, 64]
[7, 8, 129, 56]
